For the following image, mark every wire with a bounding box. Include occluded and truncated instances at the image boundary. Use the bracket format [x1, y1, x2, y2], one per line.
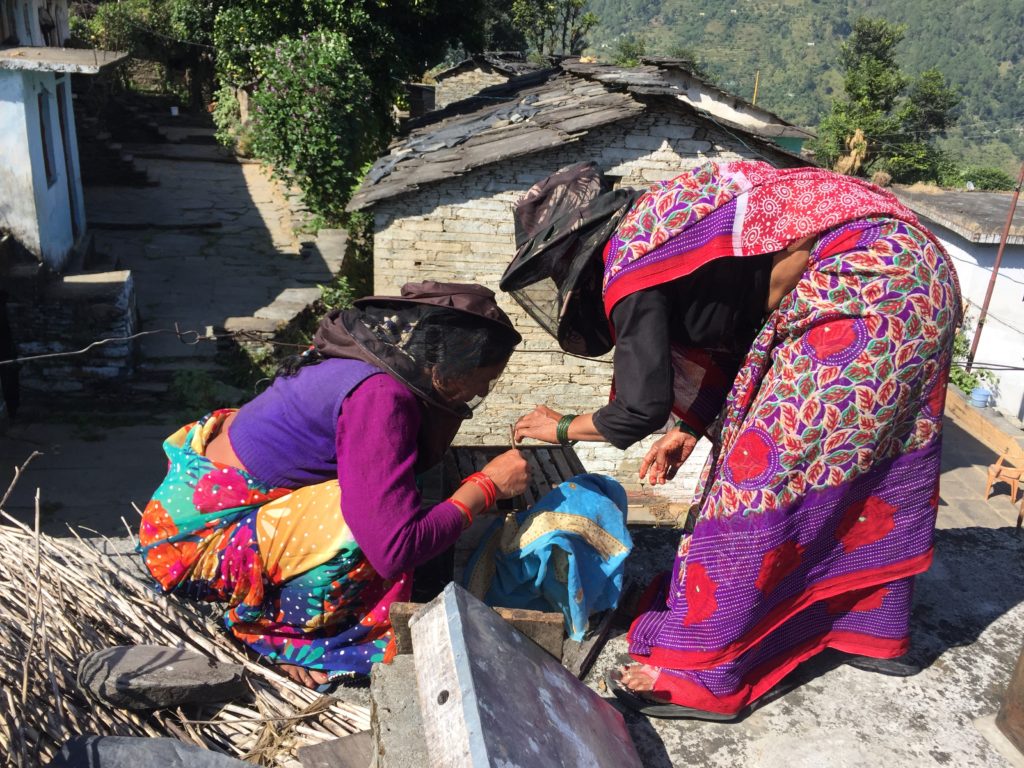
[694, 110, 778, 163]
[108, 14, 217, 52]
[0, 325, 306, 368]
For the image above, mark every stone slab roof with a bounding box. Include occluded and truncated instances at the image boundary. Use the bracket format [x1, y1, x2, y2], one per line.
[893, 185, 1024, 245]
[348, 58, 809, 212]
[433, 51, 550, 81]
[0, 46, 126, 74]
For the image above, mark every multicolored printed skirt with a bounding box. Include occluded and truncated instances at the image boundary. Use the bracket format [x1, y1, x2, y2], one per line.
[138, 411, 411, 677]
[628, 218, 961, 714]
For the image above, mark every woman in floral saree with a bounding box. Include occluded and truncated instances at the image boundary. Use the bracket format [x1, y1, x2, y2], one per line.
[507, 160, 960, 719]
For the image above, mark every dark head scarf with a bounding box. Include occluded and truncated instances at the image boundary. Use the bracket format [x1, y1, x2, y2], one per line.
[500, 162, 640, 357]
[314, 281, 521, 467]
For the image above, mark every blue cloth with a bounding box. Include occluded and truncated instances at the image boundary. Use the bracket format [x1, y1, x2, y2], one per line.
[462, 473, 632, 641]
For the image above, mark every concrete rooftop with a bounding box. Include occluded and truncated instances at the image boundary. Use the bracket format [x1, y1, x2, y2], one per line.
[893, 185, 1024, 245]
[0, 46, 126, 74]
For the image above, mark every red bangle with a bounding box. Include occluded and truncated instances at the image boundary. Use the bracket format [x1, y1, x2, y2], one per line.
[450, 497, 473, 529]
[462, 472, 497, 508]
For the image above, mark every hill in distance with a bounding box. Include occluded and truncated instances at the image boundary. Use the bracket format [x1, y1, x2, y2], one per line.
[584, 0, 1024, 174]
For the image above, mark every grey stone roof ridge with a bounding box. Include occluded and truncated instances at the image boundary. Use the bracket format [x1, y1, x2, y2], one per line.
[433, 51, 550, 81]
[347, 58, 808, 212]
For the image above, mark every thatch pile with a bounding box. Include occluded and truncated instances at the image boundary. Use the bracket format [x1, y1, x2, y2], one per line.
[0, 457, 370, 767]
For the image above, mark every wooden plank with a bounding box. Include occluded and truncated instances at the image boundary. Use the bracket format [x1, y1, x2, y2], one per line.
[561, 445, 588, 475]
[555, 105, 644, 134]
[409, 593, 471, 765]
[391, 601, 564, 659]
[411, 584, 642, 768]
[549, 446, 576, 480]
[560, 583, 639, 679]
[945, 387, 1024, 461]
[535, 449, 564, 493]
[448, 444, 591, 512]
[523, 451, 548, 507]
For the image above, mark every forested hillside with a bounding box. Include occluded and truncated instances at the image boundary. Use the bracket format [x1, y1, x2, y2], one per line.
[585, 0, 1023, 173]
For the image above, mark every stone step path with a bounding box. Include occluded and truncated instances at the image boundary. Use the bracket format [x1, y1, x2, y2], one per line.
[84, 157, 344, 368]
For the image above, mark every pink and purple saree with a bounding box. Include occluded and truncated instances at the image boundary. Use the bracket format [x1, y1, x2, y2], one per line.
[605, 162, 961, 714]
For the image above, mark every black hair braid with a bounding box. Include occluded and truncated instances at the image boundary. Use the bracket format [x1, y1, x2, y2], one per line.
[274, 347, 325, 378]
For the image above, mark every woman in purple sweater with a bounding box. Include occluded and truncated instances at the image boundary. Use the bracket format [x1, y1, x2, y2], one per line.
[138, 282, 528, 688]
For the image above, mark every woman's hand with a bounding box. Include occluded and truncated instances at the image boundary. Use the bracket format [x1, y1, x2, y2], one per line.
[513, 405, 562, 444]
[638, 428, 699, 485]
[480, 449, 530, 499]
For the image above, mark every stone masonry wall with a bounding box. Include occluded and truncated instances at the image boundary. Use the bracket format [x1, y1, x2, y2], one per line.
[8, 269, 138, 393]
[434, 68, 510, 110]
[372, 111, 789, 505]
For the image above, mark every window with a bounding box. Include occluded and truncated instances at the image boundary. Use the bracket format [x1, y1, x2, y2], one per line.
[22, 1, 33, 44]
[38, 90, 57, 187]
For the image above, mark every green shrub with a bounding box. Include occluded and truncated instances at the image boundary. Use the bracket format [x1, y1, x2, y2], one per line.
[953, 166, 1016, 191]
[318, 276, 356, 312]
[949, 316, 999, 393]
[248, 32, 389, 223]
[211, 84, 241, 145]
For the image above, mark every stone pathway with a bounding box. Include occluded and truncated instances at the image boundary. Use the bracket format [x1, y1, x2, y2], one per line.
[84, 154, 341, 363]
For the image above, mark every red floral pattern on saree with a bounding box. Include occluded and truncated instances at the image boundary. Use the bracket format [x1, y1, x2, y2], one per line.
[755, 540, 804, 595]
[194, 466, 252, 511]
[802, 319, 867, 365]
[825, 586, 889, 614]
[683, 562, 718, 626]
[924, 371, 949, 417]
[723, 428, 778, 489]
[835, 496, 898, 552]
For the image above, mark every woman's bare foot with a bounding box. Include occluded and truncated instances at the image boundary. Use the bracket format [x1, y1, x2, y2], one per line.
[279, 663, 330, 689]
[618, 664, 669, 700]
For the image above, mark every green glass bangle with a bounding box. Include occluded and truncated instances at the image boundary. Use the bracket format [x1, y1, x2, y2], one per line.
[556, 414, 576, 445]
[674, 419, 701, 439]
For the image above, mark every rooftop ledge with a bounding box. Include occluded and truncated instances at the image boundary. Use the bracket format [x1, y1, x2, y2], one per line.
[0, 46, 127, 74]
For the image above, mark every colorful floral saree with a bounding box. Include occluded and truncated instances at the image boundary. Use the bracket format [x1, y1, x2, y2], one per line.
[138, 411, 411, 677]
[606, 162, 961, 714]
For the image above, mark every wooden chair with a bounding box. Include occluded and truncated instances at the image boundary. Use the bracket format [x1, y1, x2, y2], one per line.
[985, 451, 1022, 507]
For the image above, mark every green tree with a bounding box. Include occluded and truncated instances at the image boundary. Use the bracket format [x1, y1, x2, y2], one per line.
[206, 0, 492, 219]
[838, 17, 906, 111]
[71, 0, 218, 107]
[810, 16, 960, 184]
[613, 34, 646, 67]
[480, 1, 528, 51]
[511, 0, 598, 56]
[248, 32, 384, 221]
[667, 44, 710, 80]
[901, 68, 960, 137]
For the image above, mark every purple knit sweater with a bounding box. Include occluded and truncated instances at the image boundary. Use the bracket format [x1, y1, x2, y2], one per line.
[229, 359, 464, 579]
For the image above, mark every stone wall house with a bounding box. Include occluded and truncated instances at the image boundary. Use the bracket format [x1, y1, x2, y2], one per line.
[893, 185, 1024, 421]
[349, 57, 813, 509]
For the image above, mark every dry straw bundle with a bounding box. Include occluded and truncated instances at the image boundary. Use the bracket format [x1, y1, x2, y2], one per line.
[0, 455, 370, 767]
